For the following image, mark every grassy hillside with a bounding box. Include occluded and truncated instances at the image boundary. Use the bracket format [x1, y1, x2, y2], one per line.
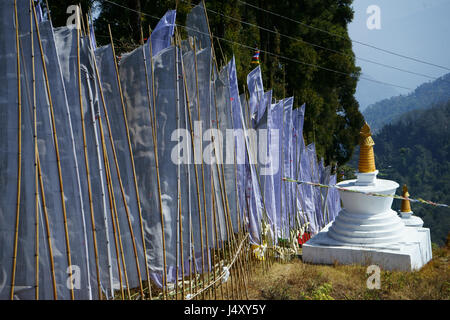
[248, 245, 450, 300]
[363, 73, 450, 133]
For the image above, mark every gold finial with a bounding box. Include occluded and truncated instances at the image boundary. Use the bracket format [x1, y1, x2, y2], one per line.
[358, 122, 376, 173]
[401, 184, 412, 213]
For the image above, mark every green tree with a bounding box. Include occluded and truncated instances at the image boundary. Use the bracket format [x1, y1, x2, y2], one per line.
[365, 101, 450, 246]
[207, 0, 364, 165]
[43, 0, 365, 165]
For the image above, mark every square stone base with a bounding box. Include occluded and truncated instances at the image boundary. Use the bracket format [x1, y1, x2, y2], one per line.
[302, 222, 432, 271]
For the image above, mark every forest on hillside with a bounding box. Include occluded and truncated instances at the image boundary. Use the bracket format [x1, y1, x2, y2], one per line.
[43, 0, 365, 166]
[363, 72, 450, 133]
[363, 101, 450, 246]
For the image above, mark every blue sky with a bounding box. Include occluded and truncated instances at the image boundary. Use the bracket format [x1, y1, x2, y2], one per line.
[348, 0, 450, 98]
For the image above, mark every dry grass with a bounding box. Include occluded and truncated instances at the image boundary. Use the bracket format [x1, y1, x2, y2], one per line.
[247, 245, 450, 300]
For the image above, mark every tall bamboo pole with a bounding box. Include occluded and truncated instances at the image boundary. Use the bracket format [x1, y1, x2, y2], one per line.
[205, 150, 226, 300]
[210, 175, 227, 299]
[237, 93, 253, 296]
[26, 15, 57, 292]
[121, 29, 152, 300]
[227, 81, 250, 300]
[76, 25, 103, 300]
[107, 24, 144, 297]
[89, 28, 142, 300]
[30, 0, 40, 300]
[236, 94, 256, 294]
[209, 104, 236, 299]
[107, 154, 131, 299]
[178, 35, 208, 300]
[103, 153, 126, 299]
[192, 228, 201, 299]
[146, 25, 169, 299]
[209, 177, 218, 300]
[204, 1, 247, 293]
[10, 0, 22, 301]
[173, 34, 185, 300]
[99, 125, 125, 299]
[36, 158, 58, 299]
[280, 74, 287, 252]
[208, 69, 230, 300]
[95, 72, 125, 299]
[91, 66, 132, 299]
[192, 40, 208, 300]
[32, 2, 75, 300]
[176, 33, 198, 300]
[213, 180, 231, 299]
[178, 184, 187, 298]
[82, 27, 126, 298]
[176, 33, 199, 298]
[84, 17, 117, 299]
[211, 77, 242, 299]
[199, 57, 229, 299]
[77, 4, 86, 36]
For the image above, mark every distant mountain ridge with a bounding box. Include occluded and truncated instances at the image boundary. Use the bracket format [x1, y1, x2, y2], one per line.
[355, 74, 399, 111]
[347, 101, 450, 246]
[372, 101, 450, 246]
[362, 73, 450, 132]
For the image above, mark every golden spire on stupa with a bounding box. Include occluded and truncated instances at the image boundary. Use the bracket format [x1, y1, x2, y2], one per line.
[358, 122, 376, 173]
[401, 184, 412, 213]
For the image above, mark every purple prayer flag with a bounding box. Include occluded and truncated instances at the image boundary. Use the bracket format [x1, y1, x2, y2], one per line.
[89, 22, 96, 49]
[320, 164, 332, 225]
[319, 158, 325, 183]
[244, 143, 264, 244]
[227, 57, 247, 227]
[35, 1, 44, 22]
[326, 173, 341, 222]
[326, 166, 341, 222]
[247, 66, 264, 127]
[306, 143, 326, 230]
[298, 143, 318, 233]
[150, 10, 176, 56]
[256, 90, 272, 124]
[240, 67, 268, 244]
[267, 100, 283, 240]
[292, 104, 307, 226]
[186, 2, 211, 49]
[281, 97, 294, 238]
[254, 97, 278, 243]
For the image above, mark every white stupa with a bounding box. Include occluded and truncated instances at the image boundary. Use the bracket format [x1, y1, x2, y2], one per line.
[398, 184, 425, 228]
[302, 123, 432, 271]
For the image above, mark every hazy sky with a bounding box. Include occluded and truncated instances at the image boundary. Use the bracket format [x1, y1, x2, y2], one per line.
[91, 0, 449, 103]
[348, 0, 450, 95]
